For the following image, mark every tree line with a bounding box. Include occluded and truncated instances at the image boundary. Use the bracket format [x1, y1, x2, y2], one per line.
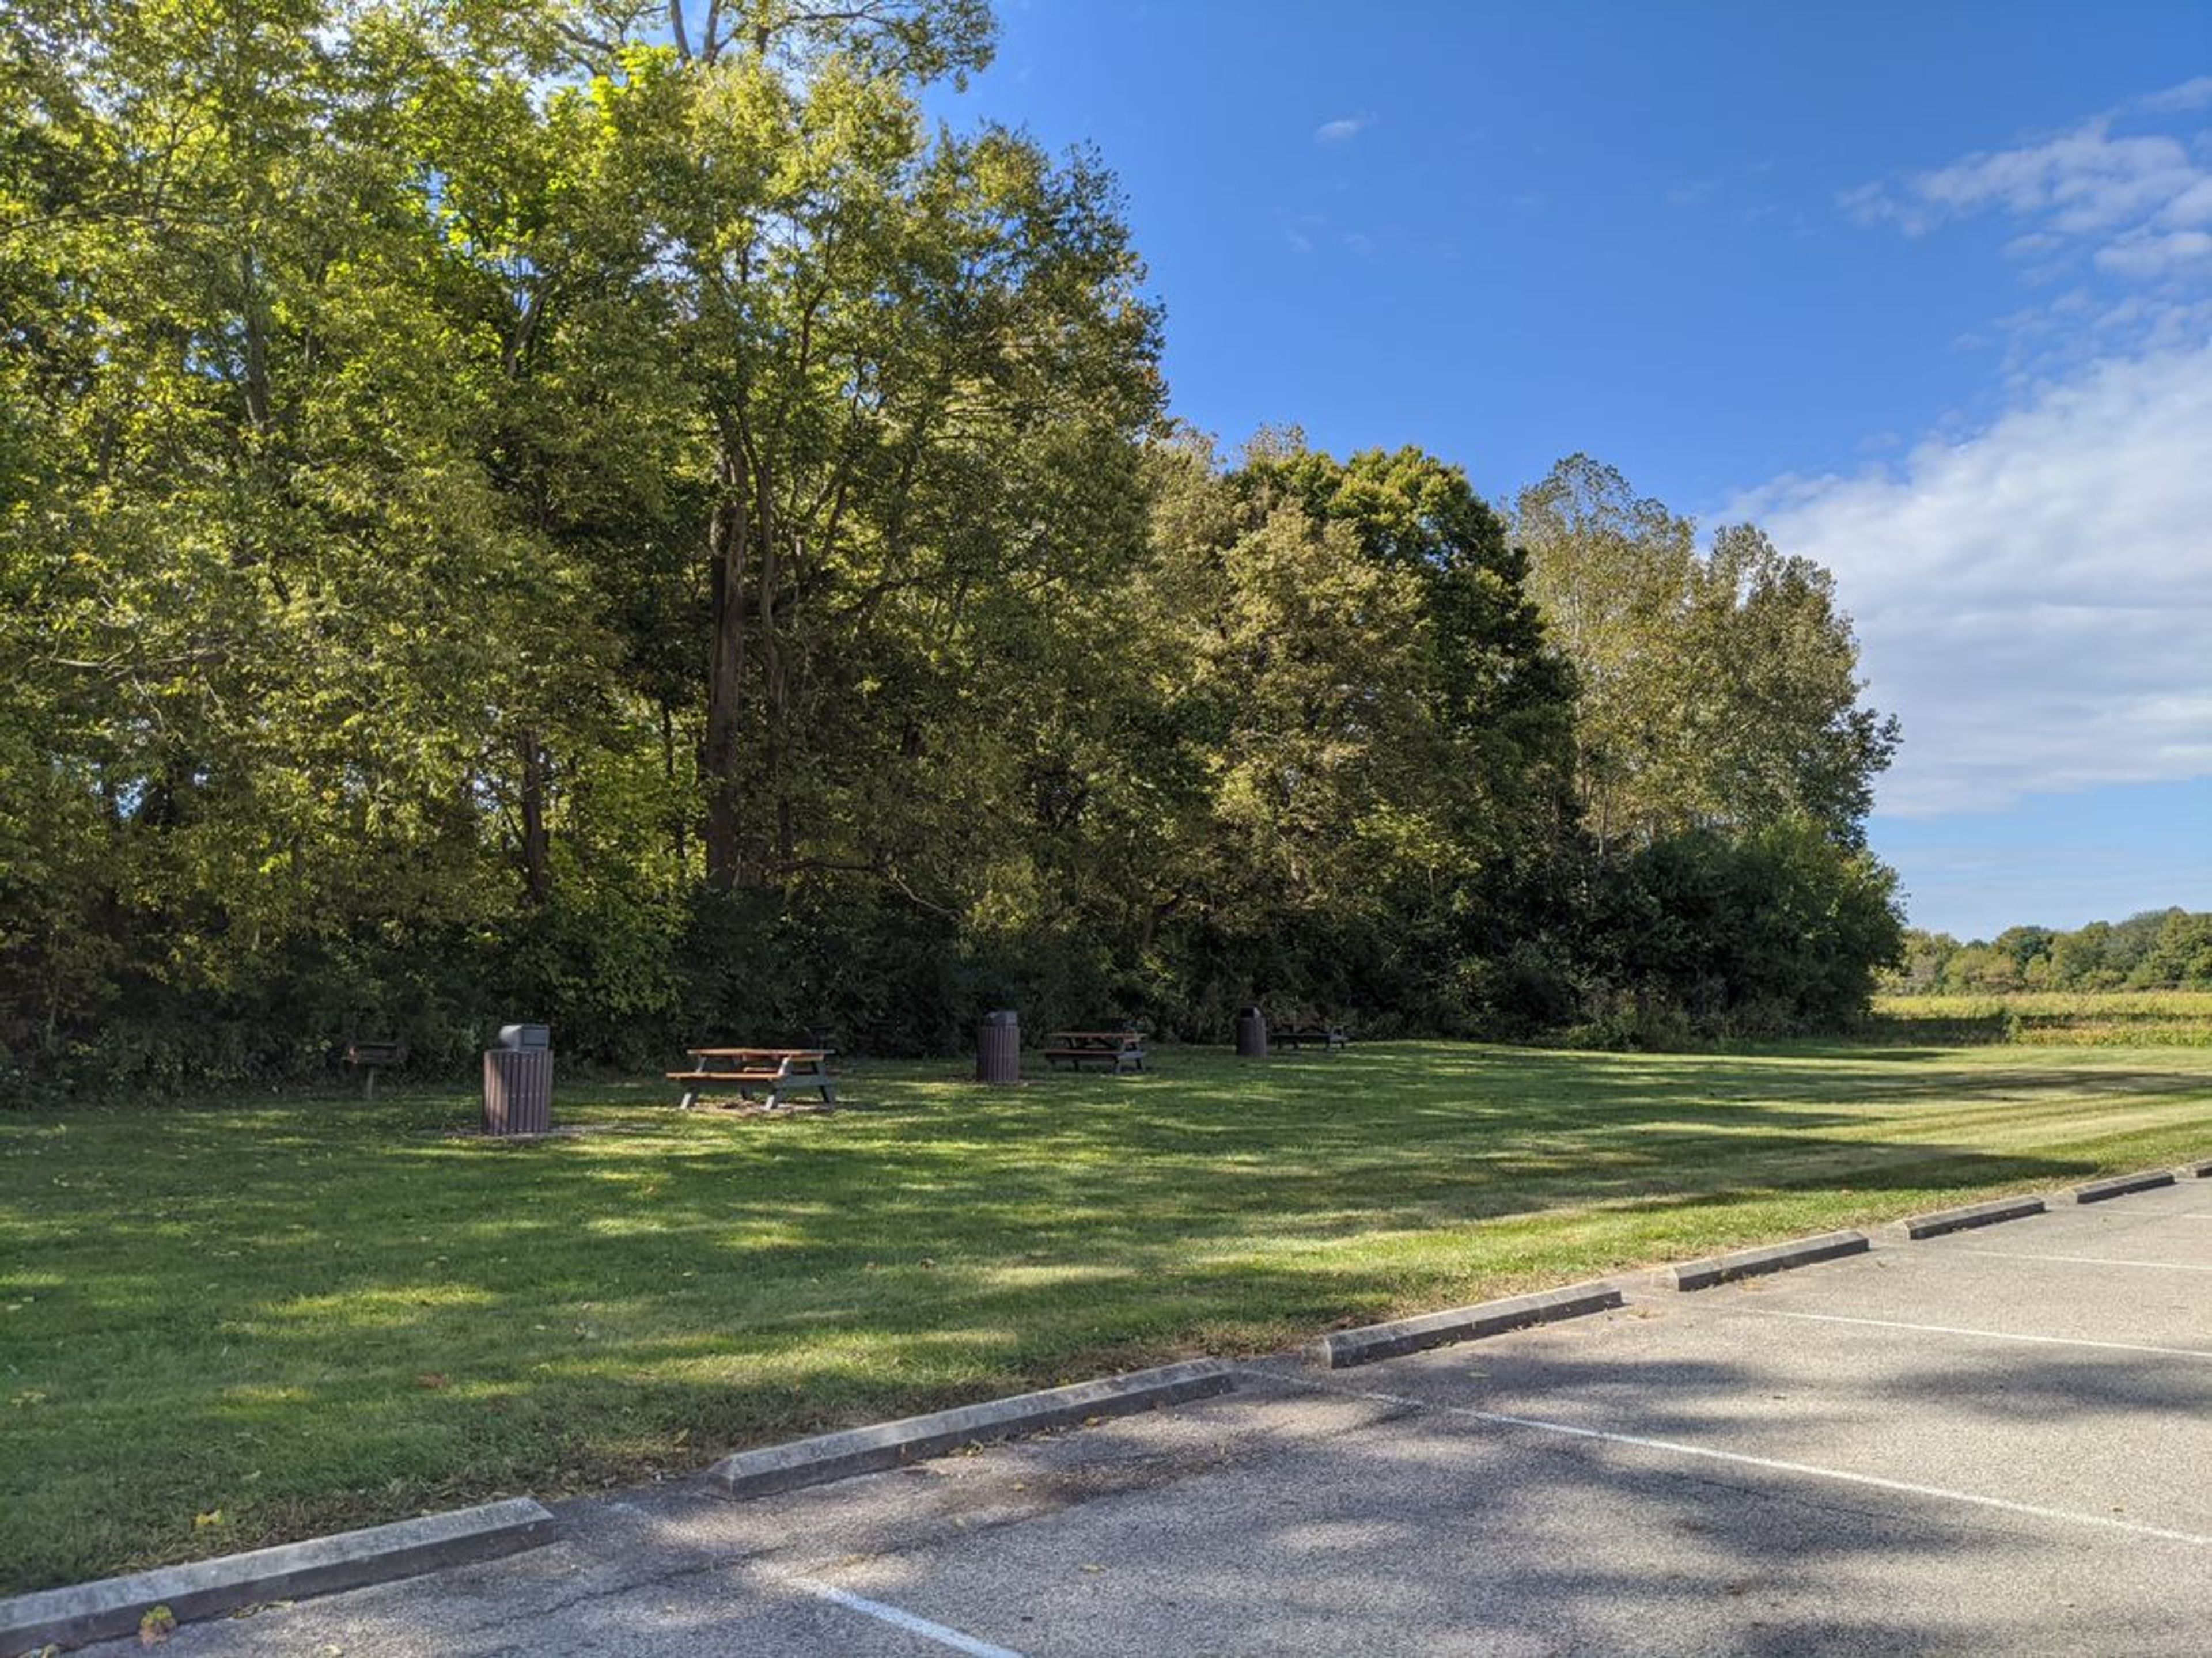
[0, 1, 1903, 1092]
[1887, 911, 2212, 996]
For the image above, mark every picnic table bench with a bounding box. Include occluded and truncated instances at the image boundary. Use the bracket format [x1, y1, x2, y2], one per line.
[668, 1048, 837, 1111]
[1271, 1025, 1349, 1053]
[1043, 1030, 1148, 1075]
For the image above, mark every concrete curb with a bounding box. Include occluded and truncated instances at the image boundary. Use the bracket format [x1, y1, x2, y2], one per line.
[1903, 1195, 2048, 1240]
[0, 1498, 554, 1654]
[2184, 1158, 2212, 1179]
[1308, 1282, 1624, 1370]
[2075, 1168, 2177, 1204]
[711, 1359, 1236, 1498]
[1672, 1230, 1870, 1291]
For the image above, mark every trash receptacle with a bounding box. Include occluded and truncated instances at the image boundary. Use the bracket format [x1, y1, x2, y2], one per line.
[977, 1009, 1021, 1084]
[1235, 1005, 1268, 1059]
[484, 1023, 552, 1135]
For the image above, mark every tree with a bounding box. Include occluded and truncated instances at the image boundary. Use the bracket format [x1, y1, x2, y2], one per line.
[506, 3, 1161, 890]
[1514, 455, 1897, 851]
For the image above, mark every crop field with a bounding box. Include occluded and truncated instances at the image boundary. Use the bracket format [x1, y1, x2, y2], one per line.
[1870, 990, 2212, 1046]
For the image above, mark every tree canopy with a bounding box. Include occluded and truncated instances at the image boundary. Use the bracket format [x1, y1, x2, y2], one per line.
[1, 1, 1907, 1092]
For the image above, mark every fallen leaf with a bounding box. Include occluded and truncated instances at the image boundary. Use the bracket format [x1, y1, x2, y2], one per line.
[416, 1373, 449, 1390]
[194, 1509, 226, 1530]
[139, 1604, 178, 1646]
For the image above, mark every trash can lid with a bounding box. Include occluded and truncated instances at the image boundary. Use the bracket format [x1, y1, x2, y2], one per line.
[983, 1009, 1020, 1026]
[497, 1023, 551, 1049]
[1238, 1006, 1264, 1018]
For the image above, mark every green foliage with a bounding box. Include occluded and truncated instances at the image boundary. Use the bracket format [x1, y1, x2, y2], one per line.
[1515, 455, 1899, 852]
[1885, 909, 2212, 998]
[1592, 819, 1904, 1038]
[0, 3, 1907, 1090]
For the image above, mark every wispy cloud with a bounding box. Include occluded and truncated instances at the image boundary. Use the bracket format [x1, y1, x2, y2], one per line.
[1842, 75, 2212, 389]
[2133, 74, 2212, 113]
[1313, 114, 1370, 145]
[1839, 78, 2212, 305]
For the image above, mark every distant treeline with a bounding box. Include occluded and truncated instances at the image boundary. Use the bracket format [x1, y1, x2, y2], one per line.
[0, 1, 1904, 1093]
[1885, 910, 2212, 996]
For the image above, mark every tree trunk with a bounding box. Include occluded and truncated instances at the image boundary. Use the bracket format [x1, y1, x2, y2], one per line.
[759, 525, 793, 872]
[518, 732, 551, 904]
[702, 449, 750, 889]
[661, 701, 686, 867]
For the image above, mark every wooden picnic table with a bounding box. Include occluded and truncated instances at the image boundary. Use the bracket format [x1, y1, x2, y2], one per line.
[1043, 1030, 1148, 1075]
[1271, 1025, 1349, 1053]
[667, 1047, 837, 1111]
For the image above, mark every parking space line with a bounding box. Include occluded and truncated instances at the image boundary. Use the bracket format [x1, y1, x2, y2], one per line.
[1736, 1309, 2212, 1361]
[1283, 1376, 2212, 1548]
[1954, 1249, 2212, 1273]
[788, 1577, 1028, 1657]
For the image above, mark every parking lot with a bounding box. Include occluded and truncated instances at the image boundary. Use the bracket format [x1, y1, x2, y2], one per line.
[100, 1176, 2212, 1655]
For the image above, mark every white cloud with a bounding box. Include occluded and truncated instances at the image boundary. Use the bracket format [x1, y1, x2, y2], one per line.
[2094, 227, 2212, 279]
[2134, 75, 2212, 114]
[1313, 115, 1369, 145]
[1839, 81, 2212, 336]
[1786, 79, 2212, 818]
[1911, 123, 2194, 234]
[1735, 343, 2212, 817]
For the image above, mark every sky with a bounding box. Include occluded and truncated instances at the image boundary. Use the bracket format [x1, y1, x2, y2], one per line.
[927, 0, 2212, 941]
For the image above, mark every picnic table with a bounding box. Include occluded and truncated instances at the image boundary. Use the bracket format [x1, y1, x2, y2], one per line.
[1271, 1025, 1349, 1053]
[1043, 1030, 1148, 1075]
[667, 1048, 837, 1111]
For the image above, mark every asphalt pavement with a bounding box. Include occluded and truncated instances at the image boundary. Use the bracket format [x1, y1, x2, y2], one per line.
[81, 1176, 2212, 1656]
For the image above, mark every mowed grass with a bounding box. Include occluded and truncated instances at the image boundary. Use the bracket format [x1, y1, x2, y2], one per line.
[7, 1040, 2212, 1593]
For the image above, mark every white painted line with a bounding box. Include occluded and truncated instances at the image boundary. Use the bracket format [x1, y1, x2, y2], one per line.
[790, 1577, 1029, 1658]
[1739, 1308, 2212, 1362]
[1955, 1249, 2212, 1274]
[1284, 1375, 2212, 1549]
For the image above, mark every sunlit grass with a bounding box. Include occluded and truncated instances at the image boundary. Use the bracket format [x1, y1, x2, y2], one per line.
[5, 1039, 2211, 1592]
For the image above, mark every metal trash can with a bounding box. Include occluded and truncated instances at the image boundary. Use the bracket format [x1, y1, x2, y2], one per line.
[977, 1009, 1021, 1084]
[483, 1023, 553, 1135]
[1235, 1005, 1269, 1059]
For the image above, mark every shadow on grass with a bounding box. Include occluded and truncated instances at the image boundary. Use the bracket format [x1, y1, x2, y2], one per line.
[4, 1038, 2210, 1592]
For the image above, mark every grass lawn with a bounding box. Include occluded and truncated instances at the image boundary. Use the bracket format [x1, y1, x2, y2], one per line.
[6, 1037, 2212, 1593]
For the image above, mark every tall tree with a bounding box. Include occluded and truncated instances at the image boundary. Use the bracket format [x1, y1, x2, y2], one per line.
[513, 2, 1161, 889]
[1515, 454, 1897, 851]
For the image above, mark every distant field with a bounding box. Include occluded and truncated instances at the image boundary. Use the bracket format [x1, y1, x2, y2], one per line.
[1870, 990, 2212, 1046]
[6, 1039, 2212, 1595]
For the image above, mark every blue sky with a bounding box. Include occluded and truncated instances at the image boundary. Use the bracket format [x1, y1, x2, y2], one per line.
[931, 1, 2212, 941]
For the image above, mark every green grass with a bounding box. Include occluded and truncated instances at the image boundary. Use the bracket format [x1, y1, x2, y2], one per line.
[6, 1039, 2212, 1593]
